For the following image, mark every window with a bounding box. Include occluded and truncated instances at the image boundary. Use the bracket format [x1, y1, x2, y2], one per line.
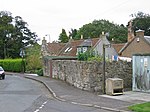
[83, 47, 87, 53]
[65, 47, 72, 53]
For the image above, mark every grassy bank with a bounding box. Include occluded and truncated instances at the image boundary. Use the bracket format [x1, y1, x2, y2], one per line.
[128, 102, 150, 112]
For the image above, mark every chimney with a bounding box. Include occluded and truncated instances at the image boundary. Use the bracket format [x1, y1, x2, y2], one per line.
[69, 36, 73, 43]
[42, 37, 47, 45]
[127, 20, 134, 42]
[136, 29, 144, 38]
[41, 37, 47, 56]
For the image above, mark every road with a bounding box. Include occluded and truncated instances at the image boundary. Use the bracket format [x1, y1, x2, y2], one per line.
[0, 75, 111, 112]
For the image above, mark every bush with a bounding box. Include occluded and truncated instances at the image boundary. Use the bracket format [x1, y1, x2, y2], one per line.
[88, 56, 103, 62]
[0, 59, 23, 72]
[77, 52, 88, 61]
[36, 69, 43, 76]
[26, 54, 42, 72]
[77, 50, 103, 62]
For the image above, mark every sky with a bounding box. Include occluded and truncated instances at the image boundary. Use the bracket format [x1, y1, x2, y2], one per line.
[0, 0, 150, 43]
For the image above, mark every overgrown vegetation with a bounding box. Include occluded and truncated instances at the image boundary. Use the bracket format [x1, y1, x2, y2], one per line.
[77, 50, 103, 62]
[128, 102, 150, 112]
[88, 56, 103, 62]
[25, 43, 43, 76]
[0, 44, 43, 76]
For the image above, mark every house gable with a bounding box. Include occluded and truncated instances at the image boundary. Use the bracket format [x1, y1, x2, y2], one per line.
[120, 37, 150, 57]
[93, 35, 117, 58]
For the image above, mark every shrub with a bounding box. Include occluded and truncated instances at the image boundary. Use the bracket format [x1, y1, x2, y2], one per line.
[36, 69, 43, 76]
[0, 59, 23, 72]
[77, 52, 88, 61]
[88, 56, 103, 62]
[77, 50, 103, 62]
[26, 54, 42, 72]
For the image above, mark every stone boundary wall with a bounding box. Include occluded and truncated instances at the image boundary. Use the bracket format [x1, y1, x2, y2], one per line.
[51, 60, 132, 93]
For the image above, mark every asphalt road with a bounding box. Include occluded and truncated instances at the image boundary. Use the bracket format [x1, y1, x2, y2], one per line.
[0, 75, 112, 112]
[0, 75, 51, 112]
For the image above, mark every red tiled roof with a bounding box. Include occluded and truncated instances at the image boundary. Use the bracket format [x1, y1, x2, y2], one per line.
[59, 38, 100, 56]
[112, 43, 125, 53]
[59, 39, 84, 56]
[47, 43, 66, 55]
[46, 38, 100, 57]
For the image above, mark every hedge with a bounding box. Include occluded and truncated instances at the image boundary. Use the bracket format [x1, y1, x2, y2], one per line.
[0, 59, 24, 72]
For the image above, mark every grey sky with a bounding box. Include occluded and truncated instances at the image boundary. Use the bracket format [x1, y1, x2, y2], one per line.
[0, 0, 150, 43]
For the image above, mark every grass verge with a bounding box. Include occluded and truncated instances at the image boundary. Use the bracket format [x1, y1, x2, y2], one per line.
[128, 102, 150, 112]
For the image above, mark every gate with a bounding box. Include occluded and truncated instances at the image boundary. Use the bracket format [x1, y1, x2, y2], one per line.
[132, 55, 150, 92]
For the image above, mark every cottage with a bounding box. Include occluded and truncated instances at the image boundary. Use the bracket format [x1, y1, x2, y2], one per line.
[119, 30, 150, 57]
[41, 33, 118, 77]
[118, 20, 150, 58]
[41, 33, 117, 59]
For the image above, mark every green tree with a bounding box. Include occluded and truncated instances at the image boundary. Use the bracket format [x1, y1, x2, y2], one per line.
[69, 28, 78, 39]
[0, 11, 38, 59]
[132, 11, 150, 36]
[0, 11, 14, 59]
[26, 43, 42, 73]
[74, 19, 127, 43]
[58, 29, 69, 43]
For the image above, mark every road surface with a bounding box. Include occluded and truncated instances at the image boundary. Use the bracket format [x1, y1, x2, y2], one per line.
[0, 75, 112, 112]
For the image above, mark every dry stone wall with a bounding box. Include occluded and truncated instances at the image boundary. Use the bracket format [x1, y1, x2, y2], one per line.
[51, 60, 132, 93]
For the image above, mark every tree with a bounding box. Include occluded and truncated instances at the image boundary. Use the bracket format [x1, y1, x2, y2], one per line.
[0, 11, 14, 58]
[26, 43, 42, 72]
[69, 28, 78, 39]
[58, 29, 69, 43]
[132, 11, 150, 36]
[72, 19, 127, 43]
[0, 11, 38, 59]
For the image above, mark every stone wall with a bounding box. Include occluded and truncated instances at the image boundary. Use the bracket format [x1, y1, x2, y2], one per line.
[51, 60, 132, 93]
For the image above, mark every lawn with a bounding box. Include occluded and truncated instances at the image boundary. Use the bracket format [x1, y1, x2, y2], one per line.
[128, 102, 150, 112]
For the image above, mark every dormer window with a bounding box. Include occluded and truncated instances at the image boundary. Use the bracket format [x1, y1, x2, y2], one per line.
[76, 39, 92, 55]
[83, 47, 88, 53]
[76, 47, 88, 55]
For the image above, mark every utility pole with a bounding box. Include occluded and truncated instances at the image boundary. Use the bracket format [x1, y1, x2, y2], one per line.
[103, 44, 106, 94]
[103, 44, 111, 94]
